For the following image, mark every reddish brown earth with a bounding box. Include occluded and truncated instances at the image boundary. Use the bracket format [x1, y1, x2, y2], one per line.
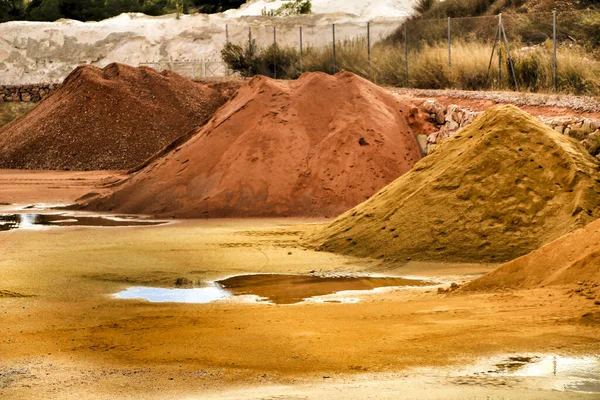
[0, 63, 230, 171]
[0, 169, 126, 206]
[462, 208, 600, 322]
[465, 216, 600, 291]
[81, 72, 430, 218]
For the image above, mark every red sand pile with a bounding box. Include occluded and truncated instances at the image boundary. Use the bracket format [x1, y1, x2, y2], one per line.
[464, 217, 600, 290]
[81, 71, 427, 218]
[0, 63, 228, 170]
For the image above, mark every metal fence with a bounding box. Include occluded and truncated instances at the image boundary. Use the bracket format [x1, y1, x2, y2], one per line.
[138, 60, 229, 79]
[2, 10, 595, 92]
[166, 9, 597, 95]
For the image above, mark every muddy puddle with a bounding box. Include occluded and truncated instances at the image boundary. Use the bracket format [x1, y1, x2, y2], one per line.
[114, 274, 433, 305]
[0, 213, 166, 231]
[458, 354, 600, 393]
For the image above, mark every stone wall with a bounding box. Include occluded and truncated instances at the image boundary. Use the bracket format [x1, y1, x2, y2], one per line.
[0, 84, 59, 103]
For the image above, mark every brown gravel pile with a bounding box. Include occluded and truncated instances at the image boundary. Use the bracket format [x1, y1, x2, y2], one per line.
[80, 71, 427, 218]
[0, 63, 229, 170]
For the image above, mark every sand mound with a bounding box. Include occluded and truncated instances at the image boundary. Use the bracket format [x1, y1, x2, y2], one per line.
[464, 217, 600, 290]
[307, 105, 600, 263]
[80, 71, 425, 218]
[0, 63, 228, 170]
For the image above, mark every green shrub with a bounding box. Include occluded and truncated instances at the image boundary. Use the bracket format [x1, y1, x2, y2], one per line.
[221, 41, 301, 78]
[415, 0, 435, 15]
[262, 0, 311, 16]
[221, 42, 256, 77]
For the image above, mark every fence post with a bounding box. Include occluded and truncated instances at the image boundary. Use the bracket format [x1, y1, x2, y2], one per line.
[404, 22, 408, 86]
[225, 25, 230, 77]
[448, 17, 451, 68]
[553, 9, 557, 92]
[332, 23, 337, 74]
[299, 26, 303, 73]
[248, 27, 253, 76]
[248, 27, 252, 53]
[273, 26, 277, 79]
[498, 13, 502, 84]
[367, 21, 371, 66]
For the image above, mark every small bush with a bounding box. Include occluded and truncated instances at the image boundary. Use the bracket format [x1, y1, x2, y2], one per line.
[222, 41, 301, 78]
[221, 42, 256, 77]
[415, 0, 435, 15]
[262, 0, 311, 16]
[412, 0, 494, 19]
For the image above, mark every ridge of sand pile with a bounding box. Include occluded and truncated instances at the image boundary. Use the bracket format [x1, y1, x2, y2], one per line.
[463, 217, 600, 290]
[80, 71, 426, 218]
[0, 63, 228, 170]
[307, 105, 600, 263]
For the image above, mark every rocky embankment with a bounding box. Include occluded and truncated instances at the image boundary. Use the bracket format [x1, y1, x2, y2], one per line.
[419, 100, 600, 158]
[0, 84, 58, 103]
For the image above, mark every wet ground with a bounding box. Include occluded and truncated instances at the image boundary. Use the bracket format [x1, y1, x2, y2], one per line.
[218, 273, 433, 304]
[200, 354, 600, 399]
[115, 274, 434, 305]
[1, 215, 598, 400]
[455, 354, 600, 394]
[0, 213, 166, 230]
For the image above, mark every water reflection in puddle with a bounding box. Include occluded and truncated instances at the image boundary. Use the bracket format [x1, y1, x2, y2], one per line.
[114, 286, 236, 304]
[0, 214, 166, 231]
[217, 274, 432, 305]
[462, 354, 600, 393]
[114, 274, 433, 305]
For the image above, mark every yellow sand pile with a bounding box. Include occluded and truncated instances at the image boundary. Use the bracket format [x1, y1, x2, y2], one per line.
[464, 217, 600, 290]
[307, 105, 600, 263]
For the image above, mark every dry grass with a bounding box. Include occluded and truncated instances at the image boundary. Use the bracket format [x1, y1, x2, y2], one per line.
[0, 102, 37, 128]
[223, 37, 600, 96]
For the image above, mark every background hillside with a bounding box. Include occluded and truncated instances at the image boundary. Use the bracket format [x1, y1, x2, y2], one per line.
[413, 0, 597, 18]
[0, 0, 245, 22]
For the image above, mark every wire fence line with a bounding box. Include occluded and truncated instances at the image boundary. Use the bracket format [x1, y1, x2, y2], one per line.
[138, 60, 228, 79]
[1, 10, 596, 93]
[144, 9, 598, 95]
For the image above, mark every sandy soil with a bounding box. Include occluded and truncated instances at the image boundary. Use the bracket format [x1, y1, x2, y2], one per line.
[0, 170, 598, 399]
[308, 105, 600, 263]
[1, 217, 599, 400]
[0, 169, 127, 207]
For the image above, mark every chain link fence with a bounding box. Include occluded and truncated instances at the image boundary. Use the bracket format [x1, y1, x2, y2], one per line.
[138, 60, 229, 79]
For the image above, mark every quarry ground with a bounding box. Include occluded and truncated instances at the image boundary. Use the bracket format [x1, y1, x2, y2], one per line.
[1, 170, 599, 400]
